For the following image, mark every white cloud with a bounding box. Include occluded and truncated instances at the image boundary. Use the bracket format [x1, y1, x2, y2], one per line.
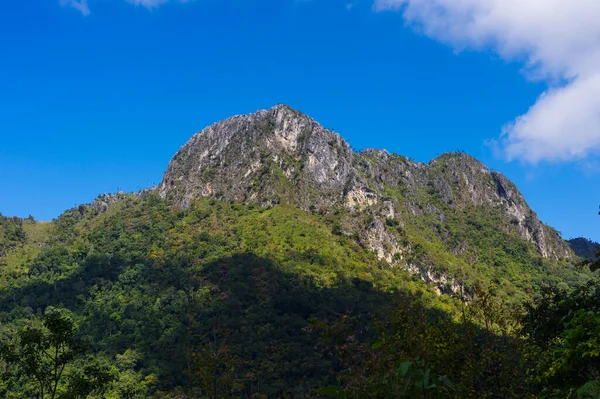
[60, 0, 91, 16]
[503, 73, 600, 163]
[375, 0, 600, 164]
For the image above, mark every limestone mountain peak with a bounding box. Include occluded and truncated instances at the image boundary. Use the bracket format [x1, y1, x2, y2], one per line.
[157, 105, 573, 268]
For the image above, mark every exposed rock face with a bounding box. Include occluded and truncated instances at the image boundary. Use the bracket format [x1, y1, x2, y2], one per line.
[428, 153, 570, 259]
[158, 105, 573, 263]
[159, 105, 358, 212]
[407, 262, 468, 298]
[363, 217, 403, 264]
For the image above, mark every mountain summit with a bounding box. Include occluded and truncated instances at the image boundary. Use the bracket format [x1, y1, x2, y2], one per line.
[159, 104, 354, 211]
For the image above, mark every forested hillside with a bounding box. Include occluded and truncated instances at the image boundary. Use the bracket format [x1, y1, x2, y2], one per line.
[568, 237, 600, 260]
[1, 106, 598, 398]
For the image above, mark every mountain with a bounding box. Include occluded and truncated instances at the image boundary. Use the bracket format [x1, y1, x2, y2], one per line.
[568, 237, 600, 260]
[158, 104, 576, 297]
[0, 105, 593, 398]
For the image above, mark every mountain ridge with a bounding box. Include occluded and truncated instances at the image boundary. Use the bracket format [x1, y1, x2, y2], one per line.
[157, 104, 572, 264]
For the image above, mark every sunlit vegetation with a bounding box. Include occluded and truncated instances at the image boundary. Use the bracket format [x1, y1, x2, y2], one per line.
[0, 195, 598, 398]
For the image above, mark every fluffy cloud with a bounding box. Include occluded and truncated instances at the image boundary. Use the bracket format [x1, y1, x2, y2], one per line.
[375, 0, 600, 164]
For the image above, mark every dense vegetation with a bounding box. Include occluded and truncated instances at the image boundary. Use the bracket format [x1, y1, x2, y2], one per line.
[0, 195, 598, 398]
[568, 238, 600, 261]
[0, 214, 27, 260]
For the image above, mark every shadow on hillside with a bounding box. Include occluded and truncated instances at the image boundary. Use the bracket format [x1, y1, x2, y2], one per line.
[0, 251, 125, 317]
[0, 252, 394, 394]
[0, 252, 525, 398]
[185, 253, 395, 397]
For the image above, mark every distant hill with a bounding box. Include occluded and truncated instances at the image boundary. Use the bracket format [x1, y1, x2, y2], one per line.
[568, 237, 600, 260]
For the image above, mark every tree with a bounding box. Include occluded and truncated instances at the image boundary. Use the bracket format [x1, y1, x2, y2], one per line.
[186, 332, 242, 399]
[61, 358, 117, 399]
[582, 246, 600, 273]
[0, 308, 85, 399]
[520, 211, 600, 397]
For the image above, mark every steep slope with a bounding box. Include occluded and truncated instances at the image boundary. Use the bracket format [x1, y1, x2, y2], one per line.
[158, 105, 356, 211]
[427, 153, 568, 259]
[158, 105, 577, 296]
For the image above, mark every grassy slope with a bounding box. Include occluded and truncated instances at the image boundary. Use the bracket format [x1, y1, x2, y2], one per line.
[4, 221, 52, 272]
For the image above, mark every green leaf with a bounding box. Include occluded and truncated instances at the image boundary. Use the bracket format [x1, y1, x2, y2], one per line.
[399, 361, 413, 377]
[578, 379, 600, 398]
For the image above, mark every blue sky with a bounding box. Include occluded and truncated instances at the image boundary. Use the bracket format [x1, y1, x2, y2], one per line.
[0, 0, 598, 241]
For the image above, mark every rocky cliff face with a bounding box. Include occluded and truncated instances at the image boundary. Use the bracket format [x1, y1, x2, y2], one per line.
[158, 105, 357, 212]
[158, 105, 573, 268]
[426, 153, 570, 259]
